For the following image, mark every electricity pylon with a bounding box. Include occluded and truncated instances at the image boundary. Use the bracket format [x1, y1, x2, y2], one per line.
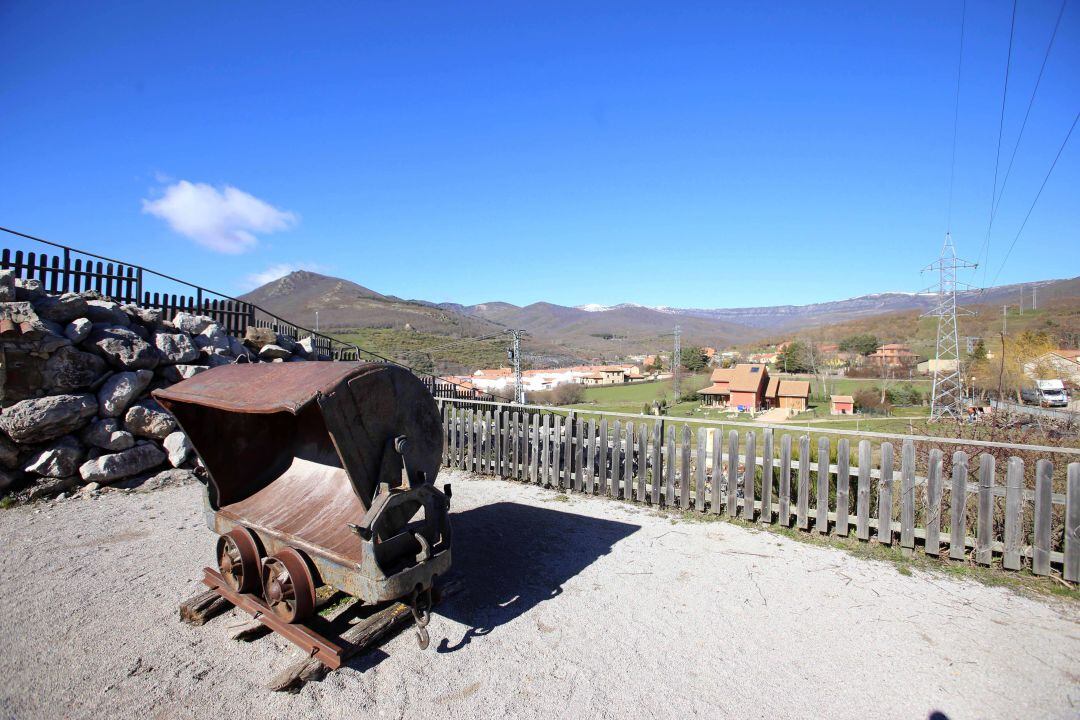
[922, 234, 978, 420]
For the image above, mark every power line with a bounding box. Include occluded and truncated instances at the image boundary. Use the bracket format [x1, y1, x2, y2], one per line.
[989, 109, 1079, 287]
[990, 0, 1069, 226]
[945, 0, 967, 235]
[979, 0, 1019, 287]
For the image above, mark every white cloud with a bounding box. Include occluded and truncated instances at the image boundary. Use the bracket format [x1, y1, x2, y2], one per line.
[142, 180, 298, 254]
[242, 261, 324, 290]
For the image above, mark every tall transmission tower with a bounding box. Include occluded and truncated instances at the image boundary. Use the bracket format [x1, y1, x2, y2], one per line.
[672, 324, 682, 401]
[922, 234, 978, 420]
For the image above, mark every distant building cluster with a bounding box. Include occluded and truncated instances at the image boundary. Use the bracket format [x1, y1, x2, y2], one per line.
[443, 363, 652, 396]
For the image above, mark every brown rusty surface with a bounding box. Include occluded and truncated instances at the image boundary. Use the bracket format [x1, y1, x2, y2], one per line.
[219, 457, 367, 564]
[154, 362, 443, 510]
[153, 361, 368, 414]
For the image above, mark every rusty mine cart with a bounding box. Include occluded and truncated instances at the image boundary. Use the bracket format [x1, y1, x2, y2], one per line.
[154, 362, 451, 669]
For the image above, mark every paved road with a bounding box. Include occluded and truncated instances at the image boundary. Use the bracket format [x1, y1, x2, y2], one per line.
[1, 472, 1077, 719]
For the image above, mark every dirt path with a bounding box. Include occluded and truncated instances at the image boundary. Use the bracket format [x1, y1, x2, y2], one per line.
[1, 472, 1077, 719]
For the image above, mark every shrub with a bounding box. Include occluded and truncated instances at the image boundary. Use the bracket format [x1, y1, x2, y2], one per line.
[853, 388, 891, 415]
[530, 383, 585, 406]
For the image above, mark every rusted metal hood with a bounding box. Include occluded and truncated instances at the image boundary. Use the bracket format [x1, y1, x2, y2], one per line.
[153, 362, 366, 415]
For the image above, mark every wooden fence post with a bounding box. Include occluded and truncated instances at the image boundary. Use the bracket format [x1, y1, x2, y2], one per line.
[1002, 456, 1024, 571]
[975, 453, 995, 565]
[637, 422, 648, 503]
[780, 434, 793, 526]
[900, 439, 915, 550]
[742, 432, 756, 521]
[650, 423, 662, 505]
[552, 414, 564, 489]
[816, 436, 829, 534]
[835, 438, 850, 536]
[610, 420, 622, 498]
[624, 421, 635, 501]
[1033, 459, 1053, 576]
[925, 449, 943, 556]
[664, 426, 676, 507]
[1065, 463, 1079, 582]
[761, 429, 774, 524]
[857, 440, 871, 540]
[502, 410, 512, 479]
[587, 419, 599, 494]
[949, 451, 968, 560]
[695, 427, 707, 513]
[540, 414, 552, 488]
[878, 442, 894, 545]
[710, 429, 723, 516]
[516, 412, 525, 480]
[796, 435, 810, 529]
[574, 417, 585, 492]
[530, 414, 541, 485]
[494, 410, 503, 477]
[727, 430, 739, 516]
[598, 419, 609, 496]
[676, 426, 689, 509]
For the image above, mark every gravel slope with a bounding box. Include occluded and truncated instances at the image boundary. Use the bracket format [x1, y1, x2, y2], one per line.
[1, 471, 1077, 720]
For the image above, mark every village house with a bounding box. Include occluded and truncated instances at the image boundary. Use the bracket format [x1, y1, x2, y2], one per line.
[868, 343, 918, 369]
[729, 363, 769, 410]
[699, 366, 735, 406]
[831, 395, 855, 415]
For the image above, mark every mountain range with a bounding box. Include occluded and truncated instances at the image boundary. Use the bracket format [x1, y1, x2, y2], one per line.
[240, 271, 1080, 361]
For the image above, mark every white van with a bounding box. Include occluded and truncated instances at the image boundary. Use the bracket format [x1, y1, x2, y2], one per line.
[1021, 379, 1069, 408]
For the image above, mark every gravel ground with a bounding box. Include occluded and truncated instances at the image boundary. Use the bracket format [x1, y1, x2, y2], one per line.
[1, 470, 1077, 720]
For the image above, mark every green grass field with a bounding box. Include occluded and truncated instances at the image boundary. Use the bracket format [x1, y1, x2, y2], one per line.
[569, 373, 711, 414]
[772, 373, 932, 401]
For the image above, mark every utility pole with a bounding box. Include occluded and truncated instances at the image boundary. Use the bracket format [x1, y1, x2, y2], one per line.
[1019, 286, 1023, 315]
[315, 311, 319, 332]
[1033, 285, 1037, 311]
[511, 329, 523, 404]
[1002, 305, 1007, 335]
[922, 233, 977, 421]
[673, 324, 682, 402]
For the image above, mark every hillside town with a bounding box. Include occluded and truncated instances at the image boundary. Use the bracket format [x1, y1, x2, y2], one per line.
[445, 334, 1079, 421]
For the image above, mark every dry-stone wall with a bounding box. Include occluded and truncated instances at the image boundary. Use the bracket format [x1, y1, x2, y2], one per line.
[0, 269, 323, 502]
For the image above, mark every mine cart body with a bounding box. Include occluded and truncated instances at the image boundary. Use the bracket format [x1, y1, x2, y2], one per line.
[154, 362, 451, 604]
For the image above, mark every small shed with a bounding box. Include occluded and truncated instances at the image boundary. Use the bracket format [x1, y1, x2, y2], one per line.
[776, 380, 810, 412]
[831, 395, 855, 415]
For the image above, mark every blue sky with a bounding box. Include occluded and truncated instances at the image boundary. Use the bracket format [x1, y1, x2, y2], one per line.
[1, 1, 1077, 309]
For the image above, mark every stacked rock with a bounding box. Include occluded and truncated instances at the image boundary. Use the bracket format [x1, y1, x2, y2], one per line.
[0, 269, 323, 502]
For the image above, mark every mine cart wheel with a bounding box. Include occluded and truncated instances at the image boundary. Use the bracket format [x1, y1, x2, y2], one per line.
[216, 527, 261, 594]
[261, 548, 316, 623]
